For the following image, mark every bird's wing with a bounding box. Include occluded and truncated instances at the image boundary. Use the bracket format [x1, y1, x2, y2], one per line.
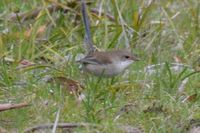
[77, 52, 113, 65]
[77, 56, 101, 65]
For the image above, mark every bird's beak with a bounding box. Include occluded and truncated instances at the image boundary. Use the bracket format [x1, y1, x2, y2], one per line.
[131, 55, 140, 61]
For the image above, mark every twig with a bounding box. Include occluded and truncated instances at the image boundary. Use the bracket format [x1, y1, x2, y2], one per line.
[24, 123, 97, 133]
[91, 8, 115, 22]
[52, 107, 61, 133]
[8, 4, 62, 22]
[24, 122, 143, 133]
[7, 4, 115, 22]
[0, 102, 30, 112]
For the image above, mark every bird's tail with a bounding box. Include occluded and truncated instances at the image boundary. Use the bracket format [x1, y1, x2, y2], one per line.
[81, 0, 97, 53]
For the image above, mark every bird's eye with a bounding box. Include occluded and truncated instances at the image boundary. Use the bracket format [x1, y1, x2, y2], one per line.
[125, 55, 130, 59]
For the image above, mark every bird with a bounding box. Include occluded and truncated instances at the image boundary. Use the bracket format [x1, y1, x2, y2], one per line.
[78, 0, 139, 77]
[78, 49, 139, 77]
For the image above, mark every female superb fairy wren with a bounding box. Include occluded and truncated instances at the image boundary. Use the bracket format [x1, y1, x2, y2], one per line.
[78, 0, 140, 77]
[78, 49, 139, 77]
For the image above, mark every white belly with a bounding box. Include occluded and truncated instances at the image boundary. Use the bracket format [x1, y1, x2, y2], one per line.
[83, 61, 133, 77]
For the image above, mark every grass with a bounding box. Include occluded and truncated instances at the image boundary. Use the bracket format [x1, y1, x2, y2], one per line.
[0, 0, 200, 132]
